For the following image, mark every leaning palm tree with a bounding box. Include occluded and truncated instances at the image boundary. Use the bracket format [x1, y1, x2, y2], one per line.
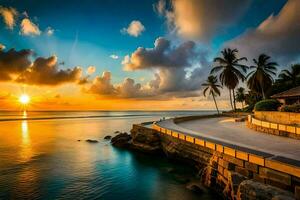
[235, 87, 246, 109]
[211, 48, 248, 111]
[278, 64, 300, 86]
[247, 54, 277, 99]
[202, 75, 222, 114]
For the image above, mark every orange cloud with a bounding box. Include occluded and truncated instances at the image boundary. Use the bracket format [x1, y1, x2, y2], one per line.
[0, 6, 17, 29]
[20, 18, 41, 36]
[121, 20, 145, 37]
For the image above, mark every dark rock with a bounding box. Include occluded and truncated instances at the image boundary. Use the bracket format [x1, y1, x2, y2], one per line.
[104, 135, 112, 140]
[77, 140, 81, 142]
[111, 132, 132, 148]
[86, 139, 99, 143]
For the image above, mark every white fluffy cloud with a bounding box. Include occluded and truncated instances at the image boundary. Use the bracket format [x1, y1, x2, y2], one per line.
[20, 18, 41, 36]
[0, 6, 18, 29]
[121, 20, 145, 37]
[110, 54, 119, 59]
[226, 0, 300, 65]
[155, 0, 250, 42]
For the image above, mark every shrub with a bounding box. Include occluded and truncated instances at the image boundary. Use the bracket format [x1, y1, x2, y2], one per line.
[280, 104, 300, 113]
[254, 99, 281, 111]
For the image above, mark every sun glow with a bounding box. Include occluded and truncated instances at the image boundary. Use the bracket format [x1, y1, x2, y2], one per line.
[19, 94, 30, 105]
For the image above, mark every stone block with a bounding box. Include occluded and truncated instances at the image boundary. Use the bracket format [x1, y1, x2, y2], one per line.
[236, 151, 248, 161]
[224, 147, 236, 157]
[235, 166, 249, 177]
[178, 133, 185, 140]
[265, 159, 300, 179]
[259, 167, 291, 186]
[218, 165, 224, 174]
[195, 138, 205, 146]
[245, 162, 258, 173]
[172, 132, 178, 138]
[287, 126, 296, 134]
[279, 124, 286, 131]
[216, 144, 223, 153]
[271, 123, 278, 129]
[206, 141, 215, 150]
[297, 128, 300, 135]
[262, 121, 270, 128]
[223, 154, 244, 167]
[186, 135, 194, 143]
[249, 154, 265, 166]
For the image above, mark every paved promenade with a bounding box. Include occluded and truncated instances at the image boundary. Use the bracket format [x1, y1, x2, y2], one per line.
[157, 117, 300, 162]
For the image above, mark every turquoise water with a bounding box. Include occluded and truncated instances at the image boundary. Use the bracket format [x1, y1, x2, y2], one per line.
[0, 111, 219, 200]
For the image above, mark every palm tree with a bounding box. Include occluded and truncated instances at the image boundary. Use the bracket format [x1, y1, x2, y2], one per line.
[202, 75, 222, 114]
[211, 48, 248, 111]
[235, 87, 246, 108]
[278, 64, 300, 86]
[247, 54, 277, 99]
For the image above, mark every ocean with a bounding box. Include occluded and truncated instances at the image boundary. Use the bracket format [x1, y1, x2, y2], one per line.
[0, 111, 220, 200]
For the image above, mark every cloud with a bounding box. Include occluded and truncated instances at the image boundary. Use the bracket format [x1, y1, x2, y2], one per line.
[121, 37, 211, 96]
[20, 18, 41, 36]
[226, 0, 300, 65]
[45, 27, 54, 36]
[86, 66, 96, 75]
[0, 6, 18, 29]
[17, 55, 82, 85]
[88, 71, 116, 95]
[122, 37, 196, 71]
[0, 48, 33, 81]
[121, 20, 145, 37]
[155, 0, 250, 42]
[110, 54, 119, 59]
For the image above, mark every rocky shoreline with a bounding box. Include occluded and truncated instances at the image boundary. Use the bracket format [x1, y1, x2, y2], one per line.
[110, 122, 296, 200]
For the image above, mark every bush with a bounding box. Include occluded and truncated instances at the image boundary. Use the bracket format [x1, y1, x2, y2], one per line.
[280, 104, 300, 113]
[254, 99, 281, 111]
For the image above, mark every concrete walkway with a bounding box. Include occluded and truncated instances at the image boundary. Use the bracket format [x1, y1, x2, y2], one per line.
[157, 117, 300, 162]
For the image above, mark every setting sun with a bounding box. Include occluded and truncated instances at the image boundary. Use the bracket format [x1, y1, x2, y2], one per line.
[19, 94, 30, 105]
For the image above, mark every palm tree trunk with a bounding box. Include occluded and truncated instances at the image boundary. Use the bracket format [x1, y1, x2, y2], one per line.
[212, 94, 219, 115]
[242, 101, 244, 109]
[229, 89, 234, 111]
[233, 88, 236, 111]
[262, 87, 266, 99]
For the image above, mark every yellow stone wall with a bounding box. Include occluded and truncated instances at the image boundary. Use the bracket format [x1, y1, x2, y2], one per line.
[254, 111, 300, 125]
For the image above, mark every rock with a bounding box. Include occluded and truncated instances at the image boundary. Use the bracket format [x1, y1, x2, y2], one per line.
[111, 132, 132, 148]
[104, 135, 112, 140]
[114, 131, 121, 134]
[77, 140, 81, 142]
[237, 180, 295, 200]
[86, 139, 99, 143]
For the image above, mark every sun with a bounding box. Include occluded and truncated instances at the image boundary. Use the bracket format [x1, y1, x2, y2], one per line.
[19, 94, 30, 105]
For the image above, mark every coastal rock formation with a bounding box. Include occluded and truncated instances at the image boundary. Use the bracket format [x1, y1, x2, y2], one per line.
[86, 139, 98, 143]
[237, 180, 295, 200]
[111, 132, 131, 148]
[130, 124, 162, 154]
[104, 135, 112, 140]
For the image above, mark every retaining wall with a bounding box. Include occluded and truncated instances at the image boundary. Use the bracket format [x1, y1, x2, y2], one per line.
[247, 115, 300, 139]
[147, 121, 300, 200]
[254, 111, 300, 125]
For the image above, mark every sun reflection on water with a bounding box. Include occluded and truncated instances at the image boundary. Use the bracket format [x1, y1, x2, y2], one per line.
[19, 111, 33, 163]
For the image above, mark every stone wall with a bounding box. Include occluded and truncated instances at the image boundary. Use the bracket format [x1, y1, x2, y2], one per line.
[254, 111, 300, 125]
[247, 115, 300, 139]
[130, 124, 299, 200]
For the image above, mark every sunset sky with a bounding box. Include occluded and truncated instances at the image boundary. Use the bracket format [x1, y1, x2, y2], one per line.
[0, 0, 299, 110]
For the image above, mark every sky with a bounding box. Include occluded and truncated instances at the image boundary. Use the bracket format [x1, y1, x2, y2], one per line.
[0, 0, 299, 110]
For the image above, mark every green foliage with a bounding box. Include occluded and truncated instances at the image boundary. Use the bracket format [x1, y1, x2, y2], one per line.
[280, 104, 300, 113]
[254, 99, 281, 111]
